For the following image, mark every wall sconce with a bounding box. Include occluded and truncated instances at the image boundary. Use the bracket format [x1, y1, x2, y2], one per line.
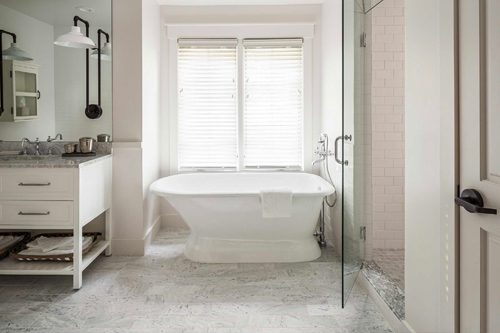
[0, 30, 34, 116]
[91, 30, 111, 61]
[91, 29, 111, 113]
[54, 16, 102, 119]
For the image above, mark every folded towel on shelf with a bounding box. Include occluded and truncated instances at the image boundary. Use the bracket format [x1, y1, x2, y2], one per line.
[20, 236, 93, 256]
[0, 236, 23, 252]
[260, 189, 293, 218]
[27, 236, 75, 253]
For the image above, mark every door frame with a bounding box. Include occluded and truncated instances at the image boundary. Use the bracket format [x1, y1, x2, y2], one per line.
[404, 0, 459, 331]
[439, 0, 460, 331]
[441, 0, 460, 331]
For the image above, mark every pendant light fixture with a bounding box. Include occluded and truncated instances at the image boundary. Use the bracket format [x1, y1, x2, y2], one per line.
[0, 30, 34, 116]
[54, 16, 101, 119]
[54, 25, 95, 49]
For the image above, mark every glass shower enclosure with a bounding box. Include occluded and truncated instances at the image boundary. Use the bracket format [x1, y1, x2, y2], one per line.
[342, 0, 369, 306]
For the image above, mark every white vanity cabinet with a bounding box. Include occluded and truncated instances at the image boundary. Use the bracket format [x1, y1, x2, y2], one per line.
[0, 155, 112, 289]
[0, 60, 40, 122]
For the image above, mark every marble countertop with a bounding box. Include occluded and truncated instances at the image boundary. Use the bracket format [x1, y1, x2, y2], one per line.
[0, 153, 112, 168]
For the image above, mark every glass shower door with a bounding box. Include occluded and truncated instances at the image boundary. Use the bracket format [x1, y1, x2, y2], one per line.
[342, 0, 367, 306]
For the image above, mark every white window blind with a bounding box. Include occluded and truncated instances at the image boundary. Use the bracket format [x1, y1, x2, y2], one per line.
[177, 39, 238, 170]
[243, 38, 304, 169]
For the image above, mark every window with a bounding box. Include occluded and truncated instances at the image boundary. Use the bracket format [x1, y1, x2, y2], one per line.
[243, 39, 304, 169]
[177, 39, 238, 169]
[177, 38, 304, 171]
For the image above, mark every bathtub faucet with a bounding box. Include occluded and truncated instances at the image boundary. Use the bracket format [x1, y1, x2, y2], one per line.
[313, 133, 333, 166]
[312, 156, 325, 166]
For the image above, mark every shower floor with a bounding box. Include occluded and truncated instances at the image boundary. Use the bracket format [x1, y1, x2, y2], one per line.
[363, 248, 405, 320]
[371, 249, 404, 290]
[0, 229, 393, 332]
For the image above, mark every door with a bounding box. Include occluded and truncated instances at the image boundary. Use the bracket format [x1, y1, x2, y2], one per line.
[458, 0, 500, 331]
[342, 0, 367, 306]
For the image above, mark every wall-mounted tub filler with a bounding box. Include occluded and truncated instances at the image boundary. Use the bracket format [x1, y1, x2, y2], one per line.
[312, 133, 339, 247]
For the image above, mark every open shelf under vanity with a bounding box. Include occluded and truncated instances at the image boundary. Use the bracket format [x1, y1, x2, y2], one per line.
[0, 240, 110, 275]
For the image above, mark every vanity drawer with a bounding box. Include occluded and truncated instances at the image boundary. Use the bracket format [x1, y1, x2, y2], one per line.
[0, 201, 74, 227]
[0, 169, 74, 200]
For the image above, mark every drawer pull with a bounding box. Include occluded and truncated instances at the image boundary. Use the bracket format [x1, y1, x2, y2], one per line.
[18, 211, 51, 216]
[18, 182, 51, 187]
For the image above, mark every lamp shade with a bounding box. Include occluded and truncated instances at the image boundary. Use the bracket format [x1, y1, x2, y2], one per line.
[91, 42, 112, 61]
[2, 43, 33, 61]
[54, 26, 95, 48]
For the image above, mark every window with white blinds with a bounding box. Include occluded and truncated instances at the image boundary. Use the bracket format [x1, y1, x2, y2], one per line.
[243, 39, 304, 169]
[176, 38, 304, 171]
[177, 39, 238, 170]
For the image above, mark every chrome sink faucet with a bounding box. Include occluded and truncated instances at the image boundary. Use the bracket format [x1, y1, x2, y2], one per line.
[20, 137, 41, 155]
[47, 133, 63, 142]
[34, 138, 41, 155]
[21, 137, 31, 155]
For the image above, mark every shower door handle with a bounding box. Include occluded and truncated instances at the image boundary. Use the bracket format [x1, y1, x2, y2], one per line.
[334, 136, 344, 166]
[334, 135, 351, 166]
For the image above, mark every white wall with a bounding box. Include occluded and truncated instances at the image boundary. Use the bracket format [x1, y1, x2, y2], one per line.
[405, 0, 456, 331]
[319, 0, 343, 249]
[0, 4, 55, 140]
[142, 0, 162, 246]
[111, 0, 161, 255]
[112, 0, 147, 255]
[368, 0, 405, 251]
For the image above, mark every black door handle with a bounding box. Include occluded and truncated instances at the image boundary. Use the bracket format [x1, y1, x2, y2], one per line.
[455, 189, 497, 215]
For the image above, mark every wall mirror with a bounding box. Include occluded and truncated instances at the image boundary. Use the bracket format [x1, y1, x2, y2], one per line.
[0, 0, 112, 141]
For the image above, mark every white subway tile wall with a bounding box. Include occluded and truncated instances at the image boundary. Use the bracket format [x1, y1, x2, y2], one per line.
[370, 0, 405, 250]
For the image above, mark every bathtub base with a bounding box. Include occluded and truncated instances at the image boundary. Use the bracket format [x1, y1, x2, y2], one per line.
[184, 235, 322, 263]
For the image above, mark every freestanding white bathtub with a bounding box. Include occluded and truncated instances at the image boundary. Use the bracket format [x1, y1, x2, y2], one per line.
[151, 172, 335, 263]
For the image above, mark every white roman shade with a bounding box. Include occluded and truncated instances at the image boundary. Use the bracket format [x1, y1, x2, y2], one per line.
[242, 38, 304, 169]
[177, 39, 238, 170]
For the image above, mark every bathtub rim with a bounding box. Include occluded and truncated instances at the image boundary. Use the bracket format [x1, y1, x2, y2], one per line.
[150, 172, 336, 198]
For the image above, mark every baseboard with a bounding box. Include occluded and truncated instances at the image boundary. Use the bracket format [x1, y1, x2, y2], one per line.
[112, 238, 146, 256]
[357, 272, 410, 333]
[111, 216, 161, 256]
[143, 216, 161, 253]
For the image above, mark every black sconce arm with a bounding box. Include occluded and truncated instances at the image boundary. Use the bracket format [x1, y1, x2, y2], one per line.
[73, 16, 91, 110]
[96, 29, 110, 107]
[0, 30, 18, 116]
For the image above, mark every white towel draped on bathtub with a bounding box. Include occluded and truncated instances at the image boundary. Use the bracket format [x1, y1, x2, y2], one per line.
[260, 189, 293, 218]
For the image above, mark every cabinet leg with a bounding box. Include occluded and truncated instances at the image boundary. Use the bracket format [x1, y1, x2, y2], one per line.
[105, 209, 112, 256]
[73, 226, 83, 290]
[73, 271, 82, 290]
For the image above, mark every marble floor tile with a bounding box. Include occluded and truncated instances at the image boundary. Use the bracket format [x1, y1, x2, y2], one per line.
[0, 229, 392, 332]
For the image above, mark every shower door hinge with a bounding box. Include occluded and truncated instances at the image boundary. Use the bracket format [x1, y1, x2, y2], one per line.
[360, 32, 367, 48]
[360, 226, 367, 241]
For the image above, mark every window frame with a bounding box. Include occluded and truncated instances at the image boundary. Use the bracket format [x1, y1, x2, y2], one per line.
[166, 24, 315, 174]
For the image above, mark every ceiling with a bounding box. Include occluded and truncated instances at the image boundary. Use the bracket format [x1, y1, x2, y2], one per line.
[0, 0, 111, 27]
